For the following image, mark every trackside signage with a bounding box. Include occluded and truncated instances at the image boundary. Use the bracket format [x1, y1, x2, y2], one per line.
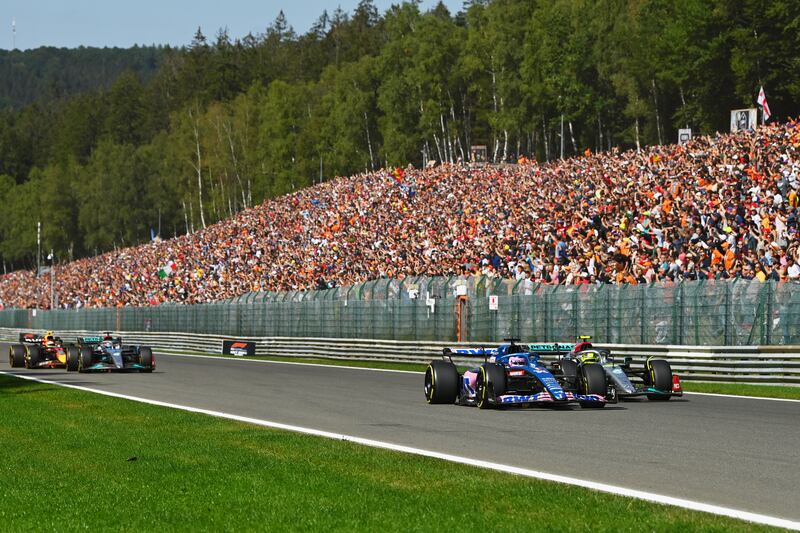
[222, 340, 256, 357]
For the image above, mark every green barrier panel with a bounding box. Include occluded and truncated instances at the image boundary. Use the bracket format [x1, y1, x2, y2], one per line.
[1, 278, 799, 345]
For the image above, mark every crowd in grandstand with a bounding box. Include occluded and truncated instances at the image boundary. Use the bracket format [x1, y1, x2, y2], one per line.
[1, 121, 799, 309]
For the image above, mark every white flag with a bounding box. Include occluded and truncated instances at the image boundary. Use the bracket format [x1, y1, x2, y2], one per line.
[757, 86, 771, 122]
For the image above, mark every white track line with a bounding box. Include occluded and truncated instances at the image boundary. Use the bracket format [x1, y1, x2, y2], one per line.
[1, 370, 797, 530]
[164, 352, 800, 402]
[680, 391, 800, 403]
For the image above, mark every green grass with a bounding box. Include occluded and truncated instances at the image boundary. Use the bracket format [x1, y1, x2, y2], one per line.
[0, 375, 781, 532]
[679, 381, 800, 399]
[175, 352, 800, 400]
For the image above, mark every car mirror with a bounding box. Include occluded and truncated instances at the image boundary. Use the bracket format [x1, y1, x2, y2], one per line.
[624, 357, 632, 366]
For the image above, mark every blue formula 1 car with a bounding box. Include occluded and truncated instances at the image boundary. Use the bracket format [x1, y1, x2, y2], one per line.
[424, 339, 608, 409]
[66, 334, 155, 373]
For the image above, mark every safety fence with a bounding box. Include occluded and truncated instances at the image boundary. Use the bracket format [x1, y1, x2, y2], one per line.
[1, 278, 799, 345]
[1, 327, 798, 384]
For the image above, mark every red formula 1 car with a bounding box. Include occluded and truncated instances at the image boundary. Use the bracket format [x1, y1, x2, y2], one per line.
[8, 331, 70, 369]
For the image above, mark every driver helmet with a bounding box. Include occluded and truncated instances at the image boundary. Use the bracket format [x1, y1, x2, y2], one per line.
[44, 331, 55, 346]
[508, 355, 527, 366]
[573, 341, 593, 353]
[102, 334, 114, 347]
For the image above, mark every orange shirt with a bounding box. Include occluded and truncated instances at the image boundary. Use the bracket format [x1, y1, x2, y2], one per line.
[723, 249, 736, 271]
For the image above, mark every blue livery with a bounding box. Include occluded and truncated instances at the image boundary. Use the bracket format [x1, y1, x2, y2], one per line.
[427, 340, 607, 409]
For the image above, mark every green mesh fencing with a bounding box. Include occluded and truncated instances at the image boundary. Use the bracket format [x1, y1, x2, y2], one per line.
[0, 278, 798, 345]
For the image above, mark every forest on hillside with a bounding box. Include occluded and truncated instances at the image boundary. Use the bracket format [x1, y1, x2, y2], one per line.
[0, 0, 798, 270]
[0, 46, 166, 109]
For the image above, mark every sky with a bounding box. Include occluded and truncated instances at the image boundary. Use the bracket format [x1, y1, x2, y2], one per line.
[0, 0, 464, 50]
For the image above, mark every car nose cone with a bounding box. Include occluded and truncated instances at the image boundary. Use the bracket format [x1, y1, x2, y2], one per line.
[110, 349, 123, 368]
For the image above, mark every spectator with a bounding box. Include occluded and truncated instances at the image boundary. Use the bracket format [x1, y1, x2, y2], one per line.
[1, 120, 799, 308]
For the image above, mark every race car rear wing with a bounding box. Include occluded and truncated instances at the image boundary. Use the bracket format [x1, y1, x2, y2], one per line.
[527, 342, 575, 356]
[442, 347, 498, 363]
[18, 332, 44, 344]
[78, 335, 125, 346]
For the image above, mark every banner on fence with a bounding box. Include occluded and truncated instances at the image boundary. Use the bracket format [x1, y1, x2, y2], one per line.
[222, 340, 256, 357]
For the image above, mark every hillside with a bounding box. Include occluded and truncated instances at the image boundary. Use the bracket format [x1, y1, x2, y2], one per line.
[0, 121, 797, 309]
[0, 46, 166, 110]
[0, 0, 798, 273]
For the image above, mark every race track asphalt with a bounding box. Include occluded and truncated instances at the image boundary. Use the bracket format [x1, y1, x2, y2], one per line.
[2, 346, 799, 523]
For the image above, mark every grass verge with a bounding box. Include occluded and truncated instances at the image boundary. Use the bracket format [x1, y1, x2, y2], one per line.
[170, 352, 800, 400]
[0, 374, 778, 532]
[678, 381, 800, 399]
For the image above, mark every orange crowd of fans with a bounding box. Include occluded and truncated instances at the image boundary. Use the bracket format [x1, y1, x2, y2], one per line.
[1, 121, 799, 309]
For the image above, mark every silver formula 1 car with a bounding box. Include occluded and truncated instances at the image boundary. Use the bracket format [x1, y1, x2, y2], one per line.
[535, 337, 683, 402]
[68, 334, 155, 373]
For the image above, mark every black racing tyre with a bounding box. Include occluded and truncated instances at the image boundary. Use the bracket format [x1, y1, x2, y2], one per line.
[9, 345, 25, 368]
[558, 358, 579, 388]
[476, 363, 507, 410]
[424, 360, 459, 404]
[138, 347, 154, 373]
[66, 347, 79, 372]
[647, 359, 672, 401]
[78, 346, 93, 373]
[579, 363, 606, 408]
[559, 358, 578, 378]
[26, 345, 41, 369]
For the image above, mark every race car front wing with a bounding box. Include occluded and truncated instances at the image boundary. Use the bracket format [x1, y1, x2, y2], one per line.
[496, 392, 606, 405]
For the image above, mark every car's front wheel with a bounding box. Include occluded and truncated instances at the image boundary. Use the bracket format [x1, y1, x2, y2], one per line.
[78, 346, 93, 373]
[476, 363, 507, 409]
[26, 345, 41, 369]
[646, 359, 673, 401]
[138, 347, 154, 373]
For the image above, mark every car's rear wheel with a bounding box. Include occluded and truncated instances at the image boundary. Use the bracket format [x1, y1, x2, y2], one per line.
[9, 345, 25, 368]
[579, 363, 606, 408]
[66, 347, 79, 372]
[476, 363, 507, 409]
[558, 358, 579, 388]
[138, 347, 154, 373]
[424, 360, 458, 404]
[647, 359, 672, 401]
[78, 346, 93, 373]
[26, 345, 41, 369]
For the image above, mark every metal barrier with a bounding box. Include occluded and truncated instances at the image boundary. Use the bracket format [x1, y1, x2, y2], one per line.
[2, 327, 798, 385]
